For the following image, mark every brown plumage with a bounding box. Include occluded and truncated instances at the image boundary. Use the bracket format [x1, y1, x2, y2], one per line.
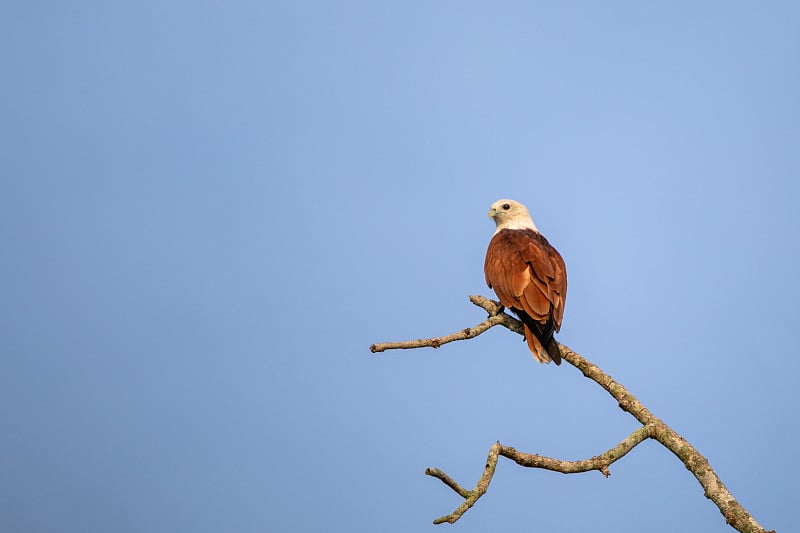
[484, 199, 567, 364]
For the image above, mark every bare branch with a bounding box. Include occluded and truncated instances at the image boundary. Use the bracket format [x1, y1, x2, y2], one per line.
[557, 346, 773, 533]
[371, 296, 775, 533]
[499, 423, 657, 476]
[426, 443, 501, 524]
[428, 425, 658, 524]
[424, 468, 472, 499]
[369, 315, 507, 353]
[369, 295, 522, 354]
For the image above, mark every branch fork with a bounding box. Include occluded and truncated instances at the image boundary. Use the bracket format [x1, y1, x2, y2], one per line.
[371, 296, 774, 533]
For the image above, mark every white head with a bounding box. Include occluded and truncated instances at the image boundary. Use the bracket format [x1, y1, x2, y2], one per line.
[488, 199, 538, 234]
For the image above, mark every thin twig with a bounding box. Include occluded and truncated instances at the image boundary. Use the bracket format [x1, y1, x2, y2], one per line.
[424, 468, 472, 499]
[370, 314, 507, 353]
[427, 443, 502, 524]
[370, 295, 774, 533]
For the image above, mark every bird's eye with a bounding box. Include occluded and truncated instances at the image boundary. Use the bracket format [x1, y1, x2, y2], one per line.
[502, 203, 510, 210]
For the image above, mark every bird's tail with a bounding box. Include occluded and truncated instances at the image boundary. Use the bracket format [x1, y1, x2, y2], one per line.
[524, 325, 562, 365]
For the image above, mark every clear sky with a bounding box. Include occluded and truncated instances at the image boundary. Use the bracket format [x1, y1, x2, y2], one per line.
[2, 2, 798, 532]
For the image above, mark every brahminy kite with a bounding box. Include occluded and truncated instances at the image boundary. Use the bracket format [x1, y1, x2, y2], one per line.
[484, 199, 567, 364]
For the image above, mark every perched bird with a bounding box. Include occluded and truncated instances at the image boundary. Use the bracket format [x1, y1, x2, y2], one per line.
[484, 199, 567, 364]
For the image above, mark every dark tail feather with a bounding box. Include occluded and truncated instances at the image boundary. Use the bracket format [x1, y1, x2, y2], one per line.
[513, 307, 562, 366]
[544, 337, 562, 365]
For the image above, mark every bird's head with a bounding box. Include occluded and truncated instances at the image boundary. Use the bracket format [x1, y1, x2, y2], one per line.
[488, 199, 538, 233]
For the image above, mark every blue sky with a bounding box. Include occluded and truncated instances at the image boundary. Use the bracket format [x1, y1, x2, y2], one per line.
[2, 2, 798, 532]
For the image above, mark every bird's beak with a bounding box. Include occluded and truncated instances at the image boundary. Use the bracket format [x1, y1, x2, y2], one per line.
[488, 207, 496, 219]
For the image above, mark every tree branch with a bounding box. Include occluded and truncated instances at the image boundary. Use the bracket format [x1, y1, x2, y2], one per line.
[425, 442, 501, 524]
[371, 295, 774, 533]
[425, 424, 656, 524]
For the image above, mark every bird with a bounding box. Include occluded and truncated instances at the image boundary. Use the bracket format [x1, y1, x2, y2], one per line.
[484, 199, 567, 364]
